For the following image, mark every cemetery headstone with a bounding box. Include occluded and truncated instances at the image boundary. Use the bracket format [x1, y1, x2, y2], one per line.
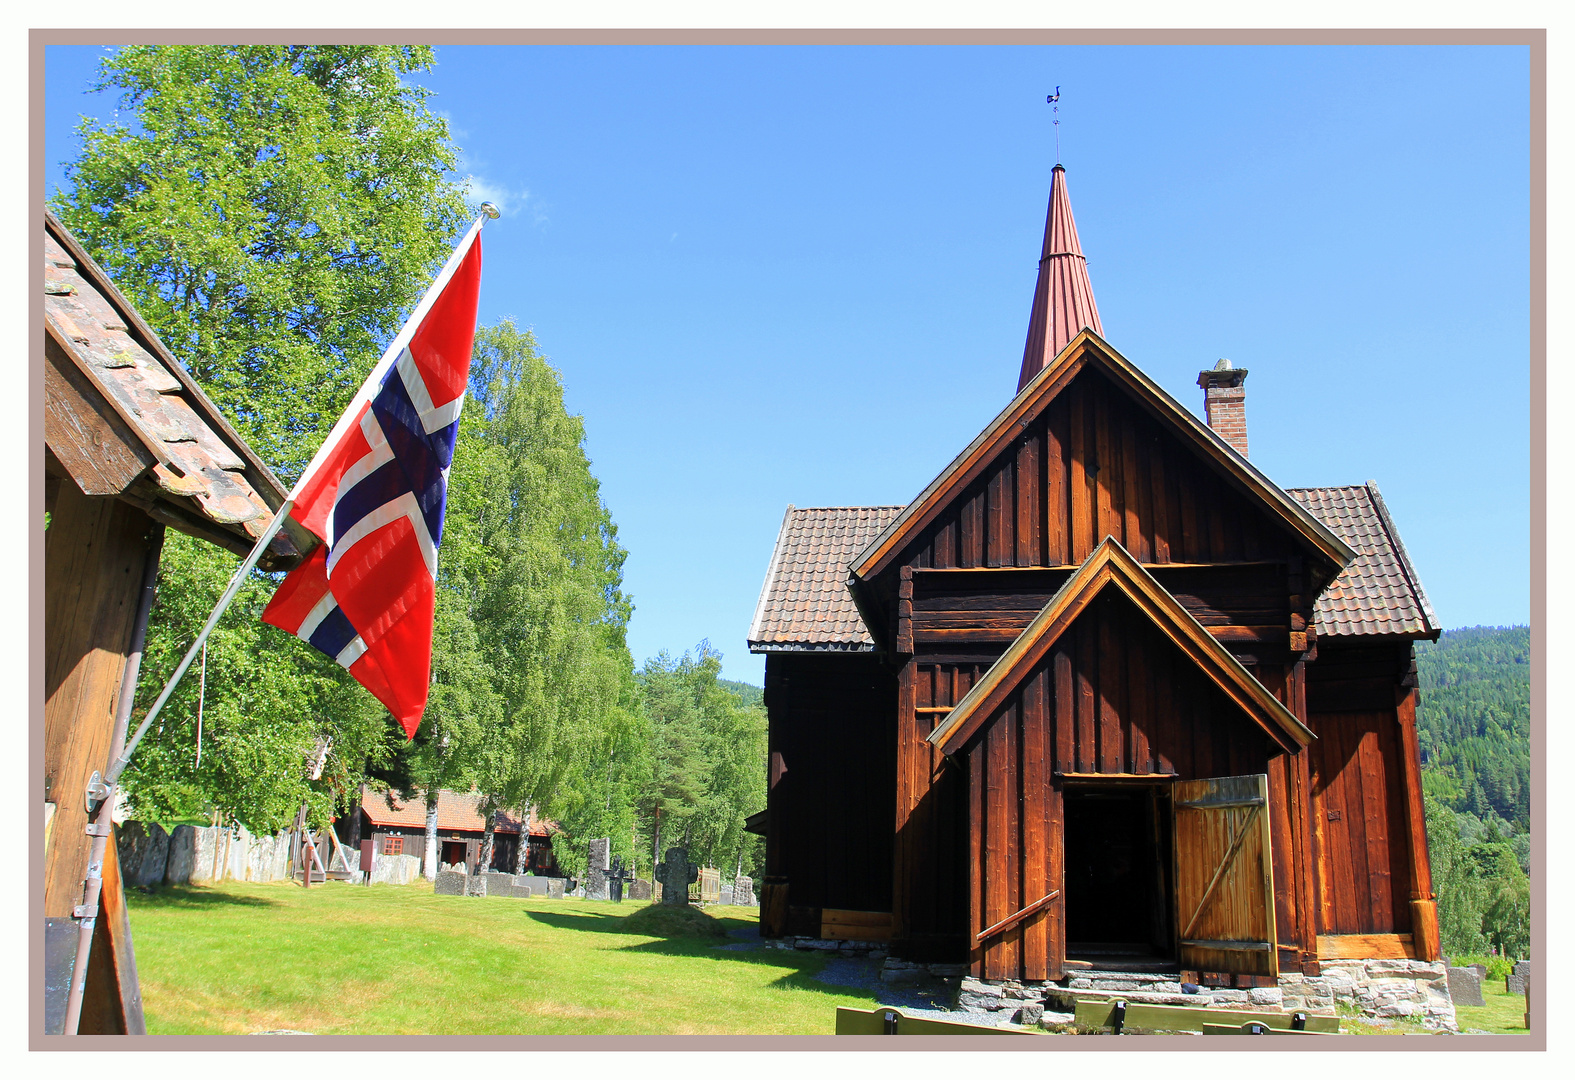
[584, 838, 611, 901]
[464, 874, 488, 897]
[733, 874, 755, 907]
[435, 869, 467, 896]
[482, 871, 514, 897]
[627, 879, 652, 902]
[546, 877, 566, 900]
[1507, 960, 1530, 995]
[1447, 966, 1485, 1007]
[608, 854, 633, 903]
[655, 847, 699, 906]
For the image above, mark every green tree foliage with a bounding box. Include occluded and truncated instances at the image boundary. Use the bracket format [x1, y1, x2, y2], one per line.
[635, 644, 767, 880]
[1417, 626, 1532, 960]
[1415, 626, 1530, 831]
[51, 44, 471, 475]
[51, 45, 475, 833]
[425, 321, 639, 874]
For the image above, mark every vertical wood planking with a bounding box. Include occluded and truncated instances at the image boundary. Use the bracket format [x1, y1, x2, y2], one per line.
[1016, 431, 1042, 567]
[1357, 725, 1394, 932]
[983, 719, 1008, 980]
[1177, 458, 1200, 563]
[1151, 631, 1177, 775]
[1069, 382, 1090, 562]
[1022, 666, 1049, 978]
[1148, 430, 1172, 563]
[986, 463, 1008, 568]
[1093, 378, 1115, 545]
[1075, 620, 1096, 772]
[969, 740, 984, 977]
[1053, 644, 1075, 774]
[962, 488, 984, 568]
[1002, 700, 1023, 978]
[934, 516, 956, 569]
[1046, 398, 1069, 565]
[1097, 598, 1123, 773]
[1120, 408, 1144, 558]
[1127, 605, 1152, 774]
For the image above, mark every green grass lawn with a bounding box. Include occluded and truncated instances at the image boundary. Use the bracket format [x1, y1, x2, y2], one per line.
[125, 881, 879, 1035]
[1454, 978, 1532, 1035]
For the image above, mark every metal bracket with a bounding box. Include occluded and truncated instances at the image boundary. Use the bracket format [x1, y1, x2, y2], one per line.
[72, 904, 99, 919]
[84, 821, 112, 837]
[1110, 999, 1126, 1035]
[85, 771, 110, 812]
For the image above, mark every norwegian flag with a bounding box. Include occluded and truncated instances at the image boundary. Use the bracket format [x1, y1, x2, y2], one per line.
[262, 227, 483, 738]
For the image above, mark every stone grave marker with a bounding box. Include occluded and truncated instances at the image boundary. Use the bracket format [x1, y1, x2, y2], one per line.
[435, 869, 467, 896]
[584, 837, 611, 901]
[655, 847, 699, 906]
[1507, 960, 1530, 995]
[1447, 966, 1485, 1007]
[546, 877, 566, 900]
[481, 871, 514, 897]
[733, 874, 755, 906]
[608, 854, 633, 903]
[464, 874, 488, 897]
[627, 879, 652, 901]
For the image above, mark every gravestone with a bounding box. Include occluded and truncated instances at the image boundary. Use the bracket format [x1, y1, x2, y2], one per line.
[1507, 960, 1530, 995]
[435, 869, 467, 896]
[514, 874, 557, 898]
[627, 879, 652, 901]
[118, 821, 172, 888]
[164, 825, 197, 885]
[608, 854, 634, 903]
[718, 880, 735, 905]
[733, 874, 755, 907]
[546, 877, 566, 900]
[584, 838, 611, 901]
[1447, 966, 1485, 1007]
[464, 874, 488, 897]
[482, 871, 515, 897]
[655, 847, 699, 906]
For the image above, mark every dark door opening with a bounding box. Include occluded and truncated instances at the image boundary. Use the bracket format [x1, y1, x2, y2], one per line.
[441, 840, 467, 868]
[1064, 785, 1174, 966]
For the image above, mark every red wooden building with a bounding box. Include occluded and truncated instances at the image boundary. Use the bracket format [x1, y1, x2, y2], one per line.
[748, 165, 1441, 984]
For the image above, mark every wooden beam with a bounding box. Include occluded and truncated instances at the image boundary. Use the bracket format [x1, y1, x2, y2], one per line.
[975, 890, 1060, 946]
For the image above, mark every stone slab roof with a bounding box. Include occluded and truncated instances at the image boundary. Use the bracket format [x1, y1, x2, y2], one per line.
[748, 505, 905, 652]
[1287, 483, 1440, 640]
[359, 787, 551, 837]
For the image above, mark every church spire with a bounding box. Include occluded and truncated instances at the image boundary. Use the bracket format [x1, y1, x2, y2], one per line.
[1016, 164, 1102, 393]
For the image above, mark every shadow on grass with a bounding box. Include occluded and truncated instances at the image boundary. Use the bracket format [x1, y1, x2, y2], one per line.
[521, 908, 635, 933]
[123, 884, 282, 910]
[610, 934, 879, 1001]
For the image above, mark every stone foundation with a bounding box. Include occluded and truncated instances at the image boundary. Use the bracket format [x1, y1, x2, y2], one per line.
[945, 959, 1458, 1033]
[767, 935, 892, 960]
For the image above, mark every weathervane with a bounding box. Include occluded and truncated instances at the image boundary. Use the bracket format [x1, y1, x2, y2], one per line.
[1047, 86, 1061, 163]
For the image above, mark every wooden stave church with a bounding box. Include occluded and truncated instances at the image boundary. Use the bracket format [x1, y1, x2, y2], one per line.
[746, 164, 1442, 984]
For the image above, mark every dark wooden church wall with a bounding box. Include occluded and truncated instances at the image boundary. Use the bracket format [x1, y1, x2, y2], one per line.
[763, 653, 897, 920]
[1305, 641, 1417, 938]
[906, 368, 1300, 572]
[962, 591, 1280, 981]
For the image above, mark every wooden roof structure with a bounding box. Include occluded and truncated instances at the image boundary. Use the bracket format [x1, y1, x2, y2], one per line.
[926, 538, 1312, 757]
[43, 208, 312, 569]
[850, 330, 1357, 586]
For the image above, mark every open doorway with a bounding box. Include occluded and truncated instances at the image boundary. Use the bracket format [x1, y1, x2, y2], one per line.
[1063, 784, 1174, 969]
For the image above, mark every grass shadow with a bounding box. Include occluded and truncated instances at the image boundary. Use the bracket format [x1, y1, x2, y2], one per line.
[124, 884, 283, 910]
[609, 935, 882, 1001]
[521, 908, 634, 933]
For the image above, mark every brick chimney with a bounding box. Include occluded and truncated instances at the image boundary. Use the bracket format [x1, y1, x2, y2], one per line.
[1197, 359, 1249, 457]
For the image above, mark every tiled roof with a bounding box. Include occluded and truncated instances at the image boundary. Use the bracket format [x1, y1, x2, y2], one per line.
[1288, 483, 1439, 639]
[359, 787, 552, 837]
[748, 505, 906, 651]
[43, 209, 307, 570]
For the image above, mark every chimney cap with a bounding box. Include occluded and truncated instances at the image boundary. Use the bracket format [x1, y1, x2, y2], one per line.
[1198, 361, 1249, 389]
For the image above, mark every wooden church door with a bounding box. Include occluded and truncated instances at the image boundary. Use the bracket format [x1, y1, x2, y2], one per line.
[1173, 774, 1279, 978]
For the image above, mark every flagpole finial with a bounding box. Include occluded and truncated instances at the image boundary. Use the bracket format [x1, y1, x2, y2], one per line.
[480, 202, 500, 220]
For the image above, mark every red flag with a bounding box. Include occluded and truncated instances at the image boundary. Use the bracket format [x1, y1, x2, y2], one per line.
[262, 231, 482, 737]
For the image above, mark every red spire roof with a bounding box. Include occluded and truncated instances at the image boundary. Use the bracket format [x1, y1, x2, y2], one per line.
[1016, 164, 1103, 393]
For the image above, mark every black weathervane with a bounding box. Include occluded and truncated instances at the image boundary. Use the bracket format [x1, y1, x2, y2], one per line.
[1047, 86, 1062, 163]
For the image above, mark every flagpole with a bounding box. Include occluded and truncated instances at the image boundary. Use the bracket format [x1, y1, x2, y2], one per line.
[61, 203, 498, 1034]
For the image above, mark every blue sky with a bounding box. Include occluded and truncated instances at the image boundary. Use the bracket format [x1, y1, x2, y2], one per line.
[43, 43, 1532, 685]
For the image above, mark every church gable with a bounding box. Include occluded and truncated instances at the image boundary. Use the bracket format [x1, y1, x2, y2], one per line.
[851, 332, 1354, 584]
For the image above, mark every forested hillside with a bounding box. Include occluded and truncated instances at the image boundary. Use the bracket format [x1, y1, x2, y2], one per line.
[1415, 626, 1532, 960]
[1415, 626, 1530, 831]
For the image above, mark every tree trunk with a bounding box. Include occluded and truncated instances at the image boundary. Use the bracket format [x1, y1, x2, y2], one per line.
[513, 803, 531, 874]
[422, 789, 440, 881]
[478, 795, 498, 873]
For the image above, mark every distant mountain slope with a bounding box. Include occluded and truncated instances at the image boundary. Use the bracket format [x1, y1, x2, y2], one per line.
[1415, 625, 1530, 831]
[718, 678, 763, 709]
